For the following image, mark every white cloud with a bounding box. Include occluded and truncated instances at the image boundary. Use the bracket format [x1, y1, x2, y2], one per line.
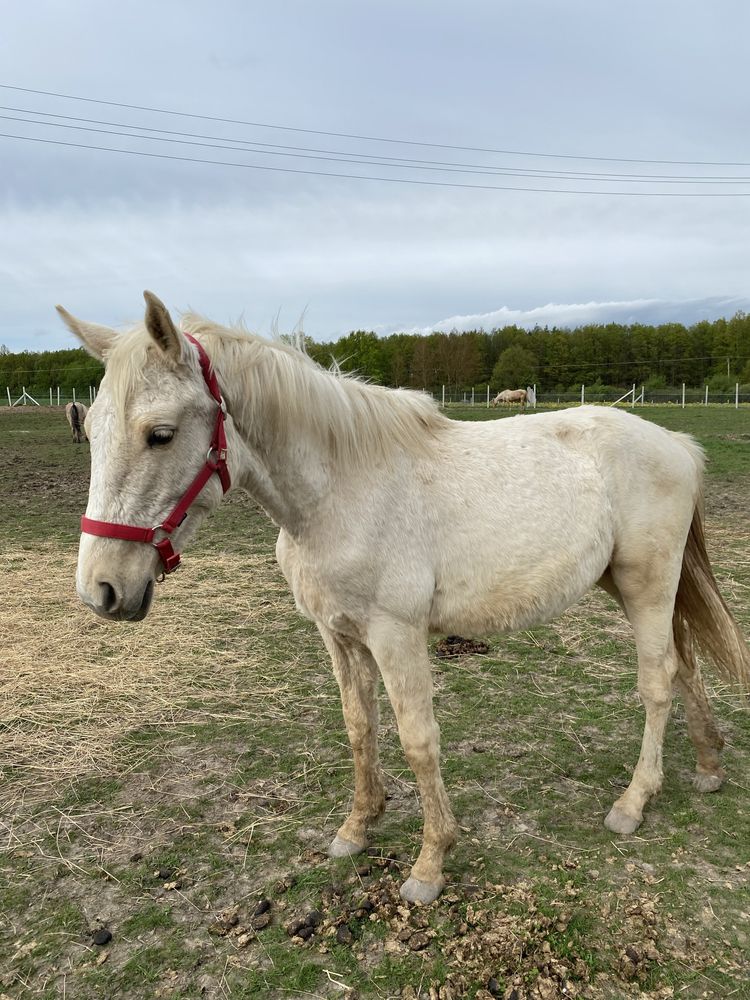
[398, 296, 750, 335]
[3, 0, 750, 353]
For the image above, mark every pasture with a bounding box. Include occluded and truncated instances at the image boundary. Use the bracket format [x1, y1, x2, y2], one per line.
[1, 405, 748, 1000]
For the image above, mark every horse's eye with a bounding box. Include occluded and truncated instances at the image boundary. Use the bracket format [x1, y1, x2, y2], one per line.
[147, 427, 175, 448]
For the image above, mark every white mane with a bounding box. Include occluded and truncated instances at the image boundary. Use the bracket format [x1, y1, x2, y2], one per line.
[179, 314, 449, 467]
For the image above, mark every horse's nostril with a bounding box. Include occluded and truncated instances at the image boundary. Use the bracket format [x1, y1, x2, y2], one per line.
[99, 581, 120, 614]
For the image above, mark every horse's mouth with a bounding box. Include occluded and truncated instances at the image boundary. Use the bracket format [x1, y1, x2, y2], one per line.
[130, 579, 155, 621]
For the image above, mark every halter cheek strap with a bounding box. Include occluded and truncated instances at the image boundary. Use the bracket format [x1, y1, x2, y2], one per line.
[80, 333, 231, 576]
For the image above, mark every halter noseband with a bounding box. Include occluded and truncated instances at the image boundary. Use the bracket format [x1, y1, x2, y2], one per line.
[80, 333, 231, 577]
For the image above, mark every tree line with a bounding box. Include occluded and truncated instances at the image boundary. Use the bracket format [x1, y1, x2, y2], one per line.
[2, 311, 750, 399]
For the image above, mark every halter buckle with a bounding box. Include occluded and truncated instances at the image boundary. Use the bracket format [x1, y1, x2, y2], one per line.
[153, 534, 181, 575]
[206, 446, 228, 465]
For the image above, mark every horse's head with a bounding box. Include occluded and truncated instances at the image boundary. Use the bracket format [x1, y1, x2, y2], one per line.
[57, 291, 231, 622]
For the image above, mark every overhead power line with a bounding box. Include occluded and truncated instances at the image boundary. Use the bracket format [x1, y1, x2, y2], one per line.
[4, 106, 750, 183]
[6, 131, 750, 197]
[2, 81, 750, 169]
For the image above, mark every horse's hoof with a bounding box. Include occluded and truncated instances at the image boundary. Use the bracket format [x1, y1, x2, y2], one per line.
[328, 835, 365, 858]
[693, 770, 724, 793]
[399, 877, 443, 904]
[604, 805, 642, 835]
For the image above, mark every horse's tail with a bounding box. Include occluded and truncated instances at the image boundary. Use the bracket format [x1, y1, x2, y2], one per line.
[673, 503, 750, 691]
[70, 402, 81, 441]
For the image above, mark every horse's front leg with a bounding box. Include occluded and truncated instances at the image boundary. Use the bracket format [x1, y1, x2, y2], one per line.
[368, 620, 458, 904]
[318, 625, 386, 857]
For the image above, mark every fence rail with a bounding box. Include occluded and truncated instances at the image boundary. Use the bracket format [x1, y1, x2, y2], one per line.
[3, 383, 750, 408]
[4, 386, 98, 407]
[432, 383, 750, 408]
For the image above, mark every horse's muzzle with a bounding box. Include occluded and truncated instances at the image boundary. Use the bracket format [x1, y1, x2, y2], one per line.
[79, 577, 154, 622]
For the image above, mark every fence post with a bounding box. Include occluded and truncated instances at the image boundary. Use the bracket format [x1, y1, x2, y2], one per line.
[49, 387, 52, 406]
[6, 387, 10, 407]
[705, 385, 708, 406]
[72, 387, 76, 403]
[533, 383, 537, 408]
[736, 383, 740, 409]
[89, 385, 93, 405]
[581, 384, 585, 405]
[631, 383, 636, 408]
[681, 383, 685, 408]
[471, 386, 475, 406]
[640, 384, 644, 405]
[486, 385, 490, 408]
[441, 385, 445, 408]
[57, 386, 60, 407]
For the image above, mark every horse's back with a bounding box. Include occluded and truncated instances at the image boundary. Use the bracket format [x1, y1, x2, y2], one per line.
[486, 405, 701, 554]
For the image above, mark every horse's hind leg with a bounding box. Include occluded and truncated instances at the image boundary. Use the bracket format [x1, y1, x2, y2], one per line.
[318, 625, 386, 858]
[599, 569, 725, 798]
[367, 620, 458, 904]
[604, 560, 682, 835]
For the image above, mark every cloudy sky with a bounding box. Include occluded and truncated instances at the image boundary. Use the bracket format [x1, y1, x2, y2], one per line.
[3, 1, 750, 352]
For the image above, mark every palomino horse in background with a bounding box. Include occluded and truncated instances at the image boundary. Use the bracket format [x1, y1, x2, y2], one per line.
[65, 401, 87, 443]
[491, 388, 527, 408]
[58, 292, 750, 905]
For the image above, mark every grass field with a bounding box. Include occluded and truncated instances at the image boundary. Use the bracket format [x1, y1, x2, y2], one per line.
[0, 405, 748, 1000]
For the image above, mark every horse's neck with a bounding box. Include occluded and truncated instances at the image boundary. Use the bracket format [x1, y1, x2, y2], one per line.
[230, 428, 329, 535]
[215, 336, 334, 536]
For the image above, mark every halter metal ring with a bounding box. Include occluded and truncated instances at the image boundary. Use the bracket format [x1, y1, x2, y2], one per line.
[151, 525, 171, 583]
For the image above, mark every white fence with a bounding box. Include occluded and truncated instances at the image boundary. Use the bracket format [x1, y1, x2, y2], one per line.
[4, 386, 98, 407]
[434, 383, 749, 408]
[4, 382, 750, 409]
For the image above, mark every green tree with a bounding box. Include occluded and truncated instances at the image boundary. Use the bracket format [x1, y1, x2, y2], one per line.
[330, 331, 386, 383]
[491, 345, 537, 389]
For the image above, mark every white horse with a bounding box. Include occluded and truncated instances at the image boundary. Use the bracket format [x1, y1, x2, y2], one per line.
[57, 293, 750, 905]
[491, 388, 527, 408]
[65, 400, 88, 443]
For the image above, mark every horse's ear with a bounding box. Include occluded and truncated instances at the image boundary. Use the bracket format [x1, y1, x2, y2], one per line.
[56, 306, 117, 362]
[143, 291, 186, 363]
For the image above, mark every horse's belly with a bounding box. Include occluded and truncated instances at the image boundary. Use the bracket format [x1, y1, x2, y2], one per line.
[428, 515, 613, 636]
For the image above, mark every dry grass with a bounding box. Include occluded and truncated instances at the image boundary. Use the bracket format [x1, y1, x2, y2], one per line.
[3, 516, 747, 803]
[0, 545, 312, 803]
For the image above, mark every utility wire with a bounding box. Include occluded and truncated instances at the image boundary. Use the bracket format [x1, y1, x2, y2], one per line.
[5, 105, 750, 183]
[5, 131, 750, 197]
[2, 81, 750, 168]
[6, 113, 750, 186]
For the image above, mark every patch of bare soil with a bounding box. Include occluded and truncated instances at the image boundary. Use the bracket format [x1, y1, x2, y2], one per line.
[706, 483, 750, 519]
[3, 745, 737, 1000]
[0, 848, 690, 999]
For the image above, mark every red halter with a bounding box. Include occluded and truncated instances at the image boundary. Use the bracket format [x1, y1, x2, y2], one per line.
[80, 334, 231, 577]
